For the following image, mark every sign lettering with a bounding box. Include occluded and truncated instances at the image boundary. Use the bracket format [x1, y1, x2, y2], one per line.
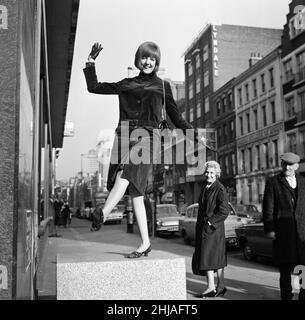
[212, 25, 218, 76]
[292, 265, 305, 292]
[0, 265, 8, 290]
[0, 5, 8, 30]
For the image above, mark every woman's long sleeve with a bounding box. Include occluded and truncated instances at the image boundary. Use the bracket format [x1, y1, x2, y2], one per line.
[83, 65, 121, 94]
[208, 188, 230, 229]
[164, 81, 193, 131]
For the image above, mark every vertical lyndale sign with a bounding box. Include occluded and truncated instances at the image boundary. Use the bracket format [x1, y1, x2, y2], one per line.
[0, 5, 8, 30]
[212, 25, 219, 77]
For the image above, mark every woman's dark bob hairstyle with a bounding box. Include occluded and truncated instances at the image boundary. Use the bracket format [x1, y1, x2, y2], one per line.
[134, 41, 161, 72]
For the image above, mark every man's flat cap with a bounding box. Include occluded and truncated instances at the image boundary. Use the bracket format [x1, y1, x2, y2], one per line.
[280, 152, 300, 164]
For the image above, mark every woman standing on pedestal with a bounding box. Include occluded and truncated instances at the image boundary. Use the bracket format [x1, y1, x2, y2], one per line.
[83, 41, 195, 258]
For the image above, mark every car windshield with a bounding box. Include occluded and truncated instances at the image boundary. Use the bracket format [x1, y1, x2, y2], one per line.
[157, 206, 179, 217]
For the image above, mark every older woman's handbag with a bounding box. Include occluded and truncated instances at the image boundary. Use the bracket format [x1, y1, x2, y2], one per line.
[158, 79, 171, 132]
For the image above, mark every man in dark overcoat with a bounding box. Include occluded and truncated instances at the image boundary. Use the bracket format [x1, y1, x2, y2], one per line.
[263, 152, 305, 300]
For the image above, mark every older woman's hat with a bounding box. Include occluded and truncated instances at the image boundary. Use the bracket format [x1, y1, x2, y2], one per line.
[280, 152, 300, 164]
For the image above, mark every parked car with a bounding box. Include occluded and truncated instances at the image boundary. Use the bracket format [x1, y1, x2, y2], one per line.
[155, 204, 181, 235]
[105, 206, 123, 224]
[179, 202, 253, 246]
[235, 223, 273, 261]
[233, 204, 262, 222]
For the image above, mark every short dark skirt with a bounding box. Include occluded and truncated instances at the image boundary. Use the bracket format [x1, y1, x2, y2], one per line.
[106, 122, 161, 197]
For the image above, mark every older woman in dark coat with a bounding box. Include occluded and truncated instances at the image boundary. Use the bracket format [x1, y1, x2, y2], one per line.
[192, 161, 230, 298]
[83, 42, 195, 258]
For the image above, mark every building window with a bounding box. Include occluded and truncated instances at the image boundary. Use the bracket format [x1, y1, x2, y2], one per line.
[262, 105, 267, 127]
[288, 133, 297, 154]
[217, 127, 222, 146]
[301, 131, 305, 159]
[246, 113, 250, 133]
[241, 150, 245, 173]
[283, 59, 293, 82]
[216, 100, 221, 116]
[195, 54, 200, 69]
[264, 143, 269, 169]
[273, 139, 279, 167]
[285, 96, 295, 118]
[228, 92, 233, 109]
[189, 107, 194, 122]
[196, 76, 201, 94]
[189, 83, 193, 99]
[238, 88, 242, 106]
[299, 92, 305, 122]
[253, 109, 258, 130]
[188, 63, 193, 76]
[261, 74, 266, 93]
[269, 68, 274, 88]
[232, 153, 236, 175]
[222, 96, 226, 113]
[225, 155, 229, 175]
[256, 145, 261, 170]
[203, 44, 209, 61]
[245, 84, 249, 102]
[196, 101, 201, 118]
[248, 147, 253, 172]
[230, 120, 234, 139]
[204, 71, 209, 87]
[249, 184, 253, 203]
[252, 79, 257, 97]
[205, 97, 210, 114]
[271, 101, 276, 123]
[223, 124, 228, 143]
[239, 116, 243, 136]
[296, 51, 305, 83]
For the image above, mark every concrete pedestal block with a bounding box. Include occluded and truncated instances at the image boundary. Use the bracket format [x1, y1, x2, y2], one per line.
[57, 250, 186, 300]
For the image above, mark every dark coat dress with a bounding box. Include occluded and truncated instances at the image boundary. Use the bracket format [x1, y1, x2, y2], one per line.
[192, 180, 230, 275]
[83, 65, 193, 197]
[262, 173, 305, 265]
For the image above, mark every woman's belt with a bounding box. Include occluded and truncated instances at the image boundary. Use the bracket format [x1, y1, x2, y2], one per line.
[118, 119, 157, 128]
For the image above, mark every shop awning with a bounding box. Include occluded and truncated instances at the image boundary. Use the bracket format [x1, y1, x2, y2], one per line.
[45, 0, 80, 148]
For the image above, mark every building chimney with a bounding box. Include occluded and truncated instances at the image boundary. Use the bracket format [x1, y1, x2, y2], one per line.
[249, 52, 263, 67]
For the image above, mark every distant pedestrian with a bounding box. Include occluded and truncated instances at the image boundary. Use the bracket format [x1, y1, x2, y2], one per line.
[192, 161, 230, 298]
[53, 198, 63, 227]
[263, 152, 305, 300]
[61, 201, 70, 228]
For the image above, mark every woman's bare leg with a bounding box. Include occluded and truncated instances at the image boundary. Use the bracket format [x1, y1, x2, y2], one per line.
[132, 196, 150, 252]
[203, 270, 216, 294]
[216, 268, 225, 289]
[103, 171, 129, 220]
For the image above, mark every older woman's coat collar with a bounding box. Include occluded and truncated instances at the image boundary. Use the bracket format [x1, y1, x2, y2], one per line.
[203, 179, 222, 191]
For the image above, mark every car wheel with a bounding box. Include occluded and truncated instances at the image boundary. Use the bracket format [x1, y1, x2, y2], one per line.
[243, 242, 257, 261]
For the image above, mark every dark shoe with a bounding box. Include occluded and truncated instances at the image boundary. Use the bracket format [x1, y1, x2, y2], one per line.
[202, 289, 217, 298]
[215, 287, 227, 297]
[126, 246, 151, 258]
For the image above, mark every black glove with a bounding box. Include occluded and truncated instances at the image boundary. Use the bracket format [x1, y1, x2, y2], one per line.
[89, 42, 103, 60]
